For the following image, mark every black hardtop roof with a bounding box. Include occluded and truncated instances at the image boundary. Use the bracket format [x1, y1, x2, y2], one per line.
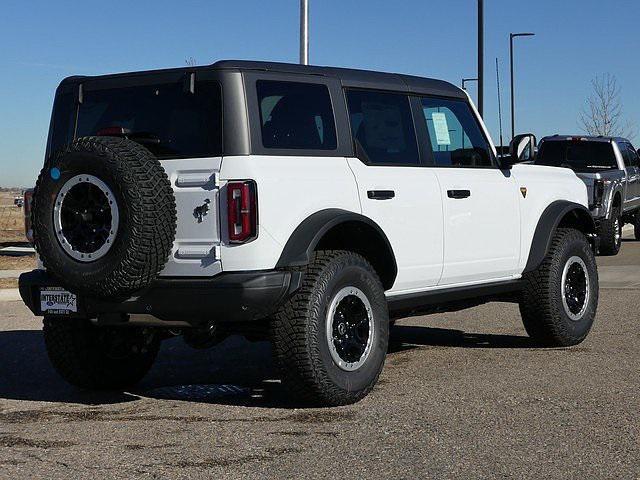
[59, 59, 466, 99]
[541, 134, 630, 144]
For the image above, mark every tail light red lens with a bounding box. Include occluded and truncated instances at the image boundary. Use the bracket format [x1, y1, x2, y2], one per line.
[227, 181, 257, 243]
[23, 188, 34, 244]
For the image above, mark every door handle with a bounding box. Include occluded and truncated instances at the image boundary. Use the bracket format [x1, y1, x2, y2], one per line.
[447, 189, 471, 199]
[367, 190, 395, 200]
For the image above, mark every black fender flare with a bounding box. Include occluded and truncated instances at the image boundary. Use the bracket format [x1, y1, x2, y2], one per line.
[523, 201, 596, 274]
[275, 208, 397, 275]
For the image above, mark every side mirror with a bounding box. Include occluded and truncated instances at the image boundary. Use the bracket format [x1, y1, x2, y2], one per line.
[509, 133, 537, 164]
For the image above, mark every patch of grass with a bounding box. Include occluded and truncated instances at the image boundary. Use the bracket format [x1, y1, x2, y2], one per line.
[0, 190, 27, 243]
[0, 278, 18, 289]
[0, 255, 35, 271]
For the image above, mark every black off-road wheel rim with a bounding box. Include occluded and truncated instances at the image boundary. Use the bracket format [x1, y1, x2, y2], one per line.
[53, 174, 119, 262]
[561, 256, 590, 321]
[325, 286, 375, 371]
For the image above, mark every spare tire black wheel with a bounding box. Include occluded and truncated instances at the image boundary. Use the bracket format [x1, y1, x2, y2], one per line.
[32, 137, 177, 298]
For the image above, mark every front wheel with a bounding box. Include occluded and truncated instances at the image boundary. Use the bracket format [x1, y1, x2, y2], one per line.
[598, 207, 622, 255]
[43, 317, 160, 389]
[271, 251, 389, 406]
[519, 228, 599, 347]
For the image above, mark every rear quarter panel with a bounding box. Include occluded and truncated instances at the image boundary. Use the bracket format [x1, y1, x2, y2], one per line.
[218, 155, 361, 271]
[510, 164, 588, 273]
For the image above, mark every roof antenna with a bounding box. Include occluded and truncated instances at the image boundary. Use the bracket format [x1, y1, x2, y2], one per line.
[496, 57, 504, 153]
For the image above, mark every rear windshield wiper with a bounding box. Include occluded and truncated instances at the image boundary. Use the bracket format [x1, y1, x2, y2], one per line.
[96, 127, 161, 145]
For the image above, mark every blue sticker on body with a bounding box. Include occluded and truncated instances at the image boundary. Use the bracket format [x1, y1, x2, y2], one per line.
[50, 168, 61, 180]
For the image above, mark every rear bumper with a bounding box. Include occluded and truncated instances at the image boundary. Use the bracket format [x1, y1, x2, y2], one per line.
[19, 269, 302, 326]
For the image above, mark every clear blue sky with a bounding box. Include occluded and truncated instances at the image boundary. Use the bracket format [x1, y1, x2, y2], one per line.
[1, 0, 639, 187]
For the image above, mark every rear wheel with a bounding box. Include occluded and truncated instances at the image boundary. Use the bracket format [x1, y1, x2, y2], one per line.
[271, 251, 389, 406]
[599, 206, 622, 255]
[519, 228, 598, 346]
[43, 317, 160, 389]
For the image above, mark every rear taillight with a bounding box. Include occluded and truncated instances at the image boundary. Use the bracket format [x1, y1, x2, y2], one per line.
[593, 179, 605, 208]
[227, 181, 257, 243]
[23, 188, 34, 244]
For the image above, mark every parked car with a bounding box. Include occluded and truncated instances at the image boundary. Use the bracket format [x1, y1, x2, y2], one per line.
[13, 196, 23, 207]
[535, 135, 640, 255]
[19, 61, 599, 406]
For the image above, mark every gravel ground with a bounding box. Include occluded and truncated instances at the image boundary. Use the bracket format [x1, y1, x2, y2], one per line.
[0, 283, 638, 479]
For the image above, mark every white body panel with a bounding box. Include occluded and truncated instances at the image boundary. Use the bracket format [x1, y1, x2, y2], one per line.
[218, 155, 361, 272]
[509, 163, 588, 272]
[346, 159, 444, 293]
[159, 154, 588, 295]
[434, 168, 521, 285]
[159, 157, 223, 277]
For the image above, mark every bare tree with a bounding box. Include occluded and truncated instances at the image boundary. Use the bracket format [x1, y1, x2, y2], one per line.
[185, 57, 197, 67]
[579, 73, 635, 139]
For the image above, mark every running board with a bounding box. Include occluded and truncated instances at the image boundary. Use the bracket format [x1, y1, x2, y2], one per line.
[387, 279, 523, 317]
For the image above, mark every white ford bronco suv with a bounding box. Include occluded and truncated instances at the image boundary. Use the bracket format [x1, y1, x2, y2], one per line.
[20, 61, 599, 406]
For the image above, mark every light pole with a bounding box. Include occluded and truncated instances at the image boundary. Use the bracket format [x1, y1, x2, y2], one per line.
[462, 77, 478, 91]
[477, 0, 484, 117]
[510, 32, 535, 139]
[300, 0, 309, 65]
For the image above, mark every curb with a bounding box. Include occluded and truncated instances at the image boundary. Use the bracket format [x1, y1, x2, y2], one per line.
[0, 289, 21, 302]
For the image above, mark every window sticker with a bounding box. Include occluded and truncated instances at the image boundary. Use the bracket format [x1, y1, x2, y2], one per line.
[432, 112, 451, 146]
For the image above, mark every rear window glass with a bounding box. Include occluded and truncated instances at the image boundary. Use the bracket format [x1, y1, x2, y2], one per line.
[536, 141, 617, 172]
[66, 80, 222, 159]
[345, 90, 419, 166]
[257, 80, 337, 150]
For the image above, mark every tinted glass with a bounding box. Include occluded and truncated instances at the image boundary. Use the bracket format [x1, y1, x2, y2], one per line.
[623, 143, 639, 167]
[74, 81, 222, 159]
[535, 141, 617, 172]
[49, 91, 76, 158]
[257, 80, 337, 150]
[346, 90, 419, 166]
[421, 97, 493, 167]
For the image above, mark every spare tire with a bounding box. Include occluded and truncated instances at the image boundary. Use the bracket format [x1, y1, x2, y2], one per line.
[32, 136, 176, 298]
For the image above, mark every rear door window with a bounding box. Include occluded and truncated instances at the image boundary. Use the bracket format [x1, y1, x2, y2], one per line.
[622, 143, 639, 168]
[75, 80, 222, 159]
[345, 90, 419, 166]
[257, 80, 337, 150]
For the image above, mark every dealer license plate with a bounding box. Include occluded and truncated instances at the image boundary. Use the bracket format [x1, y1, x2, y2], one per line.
[40, 287, 77, 314]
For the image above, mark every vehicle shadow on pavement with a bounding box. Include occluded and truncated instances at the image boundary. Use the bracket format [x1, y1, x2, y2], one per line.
[0, 330, 137, 405]
[389, 325, 534, 351]
[0, 327, 532, 408]
[0, 330, 296, 408]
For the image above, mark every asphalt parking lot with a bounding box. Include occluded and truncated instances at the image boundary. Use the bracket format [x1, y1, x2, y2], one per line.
[0, 239, 638, 479]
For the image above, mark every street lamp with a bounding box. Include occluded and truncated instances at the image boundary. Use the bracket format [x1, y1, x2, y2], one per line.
[300, 0, 309, 65]
[462, 78, 478, 91]
[510, 32, 535, 139]
[477, 0, 484, 117]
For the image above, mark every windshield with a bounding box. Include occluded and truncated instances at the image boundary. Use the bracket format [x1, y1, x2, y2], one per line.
[49, 78, 222, 159]
[535, 141, 617, 172]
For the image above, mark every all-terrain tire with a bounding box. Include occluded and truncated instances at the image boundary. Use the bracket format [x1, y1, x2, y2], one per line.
[32, 137, 176, 298]
[519, 228, 598, 347]
[271, 250, 389, 406]
[43, 317, 160, 389]
[598, 206, 622, 255]
[634, 213, 640, 241]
